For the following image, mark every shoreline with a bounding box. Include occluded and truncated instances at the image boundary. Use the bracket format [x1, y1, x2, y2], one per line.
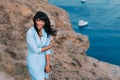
[48, 1, 120, 66]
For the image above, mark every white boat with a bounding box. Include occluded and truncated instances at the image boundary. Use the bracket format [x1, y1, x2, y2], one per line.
[81, 0, 86, 3]
[78, 20, 88, 27]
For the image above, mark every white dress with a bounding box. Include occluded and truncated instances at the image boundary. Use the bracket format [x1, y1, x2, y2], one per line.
[26, 26, 52, 80]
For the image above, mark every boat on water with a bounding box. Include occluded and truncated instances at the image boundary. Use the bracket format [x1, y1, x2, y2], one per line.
[78, 20, 88, 27]
[81, 0, 86, 3]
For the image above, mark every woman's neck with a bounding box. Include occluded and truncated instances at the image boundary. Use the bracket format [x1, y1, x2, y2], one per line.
[38, 29, 42, 37]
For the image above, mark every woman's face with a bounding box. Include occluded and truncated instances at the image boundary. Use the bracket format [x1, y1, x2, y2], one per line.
[35, 18, 45, 30]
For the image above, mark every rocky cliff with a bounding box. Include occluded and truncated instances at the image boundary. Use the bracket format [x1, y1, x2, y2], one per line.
[0, 0, 120, 80]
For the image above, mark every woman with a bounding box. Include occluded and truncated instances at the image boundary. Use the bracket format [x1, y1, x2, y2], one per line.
[26, 11, 56, 80]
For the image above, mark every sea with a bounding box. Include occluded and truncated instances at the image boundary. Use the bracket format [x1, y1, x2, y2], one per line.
[48, 0, 120, 66]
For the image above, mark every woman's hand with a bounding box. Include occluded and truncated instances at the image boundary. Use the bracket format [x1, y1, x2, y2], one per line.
[45, 65, 51, 73]
[41, 44, 52, 52]
[48, 44, 52, 49]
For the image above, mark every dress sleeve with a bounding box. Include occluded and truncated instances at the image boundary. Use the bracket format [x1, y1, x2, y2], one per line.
[45, 36, 52, 54]
[26, 30, 42, 54]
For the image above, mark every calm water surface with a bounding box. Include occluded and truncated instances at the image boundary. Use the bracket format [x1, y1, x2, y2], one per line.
[49, 0, 120, 66]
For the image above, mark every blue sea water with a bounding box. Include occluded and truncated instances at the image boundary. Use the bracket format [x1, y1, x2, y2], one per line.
[49, 0, 120, 66]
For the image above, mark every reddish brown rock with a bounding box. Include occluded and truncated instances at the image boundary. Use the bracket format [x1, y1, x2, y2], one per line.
[0, 0, 120, 80]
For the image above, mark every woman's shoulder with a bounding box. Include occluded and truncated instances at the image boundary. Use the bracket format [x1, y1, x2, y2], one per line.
[27, 26, 35, 34]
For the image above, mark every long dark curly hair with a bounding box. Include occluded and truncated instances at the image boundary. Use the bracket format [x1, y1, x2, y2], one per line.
[33, 11, 56, 37]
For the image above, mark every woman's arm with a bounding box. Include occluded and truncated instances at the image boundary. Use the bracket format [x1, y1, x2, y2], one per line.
[26, 30, 42, 54]
[45, 54, 51, 73]
[45, 36, 52, 73]
[41, 45, 52, 52]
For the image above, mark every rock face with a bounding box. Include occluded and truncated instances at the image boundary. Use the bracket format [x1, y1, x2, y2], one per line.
[0, 71, 15, 80]
[0, 0, 120, 80]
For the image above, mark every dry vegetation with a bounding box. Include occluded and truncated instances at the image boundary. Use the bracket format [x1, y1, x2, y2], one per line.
[0, 0, 120, 80]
